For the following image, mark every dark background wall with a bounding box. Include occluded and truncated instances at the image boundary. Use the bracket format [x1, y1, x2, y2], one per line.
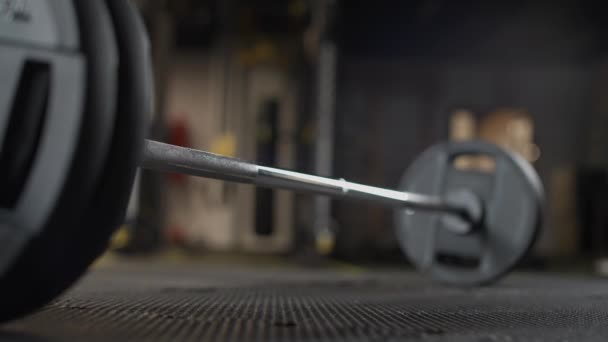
[331, 0, 608, 259]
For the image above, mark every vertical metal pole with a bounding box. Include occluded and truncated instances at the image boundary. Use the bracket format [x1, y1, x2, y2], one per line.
[313, 37, 338, 246]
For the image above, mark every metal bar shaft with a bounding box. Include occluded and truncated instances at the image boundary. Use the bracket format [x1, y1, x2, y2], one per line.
[140, 139, 468, 217]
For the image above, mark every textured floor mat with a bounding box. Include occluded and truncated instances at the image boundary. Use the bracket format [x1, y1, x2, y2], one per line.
[1, 263, 608, 341]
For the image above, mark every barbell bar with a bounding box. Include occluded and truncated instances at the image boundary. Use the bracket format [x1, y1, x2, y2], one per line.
[141, 139, 481, 234]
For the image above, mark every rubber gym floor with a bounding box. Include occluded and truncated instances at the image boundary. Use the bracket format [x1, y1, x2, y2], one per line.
[1, 256, 608, 341]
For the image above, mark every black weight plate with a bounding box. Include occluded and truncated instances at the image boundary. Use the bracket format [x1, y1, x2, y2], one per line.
[0, 0, 151, 322]
[394, 140, 543, 286]
[0, 0, 120, 322]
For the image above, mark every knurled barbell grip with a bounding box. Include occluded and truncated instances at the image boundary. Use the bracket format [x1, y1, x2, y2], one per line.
[141, 139, 258, 183]
[141, 139, 472, 221]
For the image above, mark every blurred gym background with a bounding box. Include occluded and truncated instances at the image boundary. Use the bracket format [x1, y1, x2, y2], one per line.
[107, 0, 608, 274]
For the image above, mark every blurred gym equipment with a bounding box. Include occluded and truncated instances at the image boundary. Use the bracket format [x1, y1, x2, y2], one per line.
[0, 0, 542, 322]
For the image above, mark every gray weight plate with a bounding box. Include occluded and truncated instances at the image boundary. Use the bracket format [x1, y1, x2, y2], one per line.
[394, 140, 543, 286]
[0, 0, 121, 322]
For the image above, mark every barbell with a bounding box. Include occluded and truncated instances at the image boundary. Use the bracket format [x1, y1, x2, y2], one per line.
[0, 0, 543, 322]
